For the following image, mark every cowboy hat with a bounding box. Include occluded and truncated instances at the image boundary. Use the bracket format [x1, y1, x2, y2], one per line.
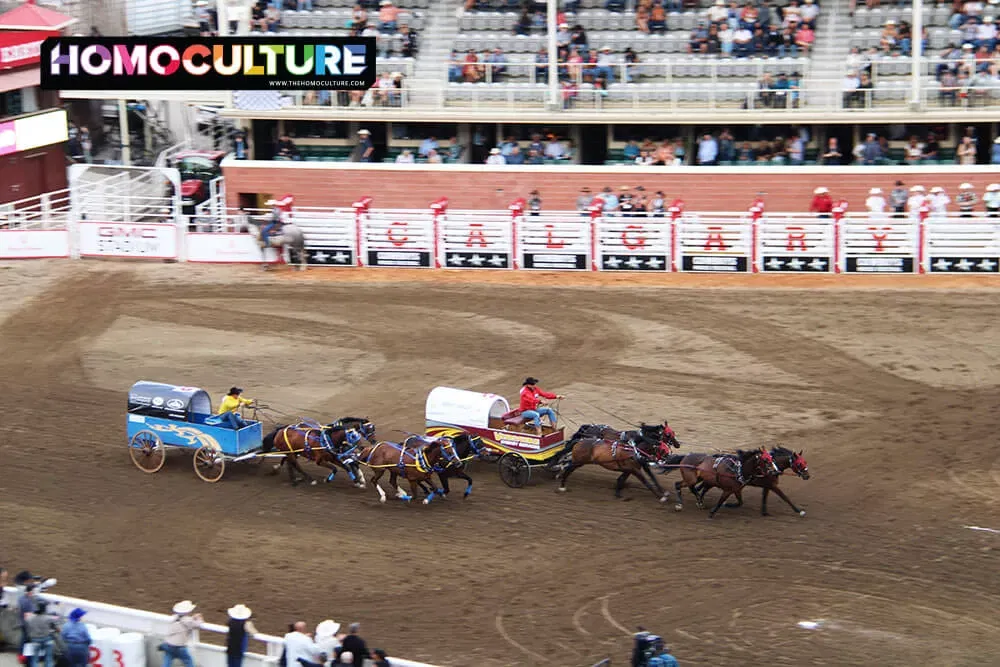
[960, 182, 974, 189]
[869, 187, 882, 194]
[316, 620, 341, 637]
[172, 601, 196, 615]
[994, 137, 1000, 144]
[228, 605, 252, 620]
[814, 186, 828, 194]
[987, 183, 1000, 191]
[358, 129, 370, 135]
[523, 377, 539, 385]
[489, 147, 500, 155]
[930, 186, 944, 193]
[910, 185, 925, 192]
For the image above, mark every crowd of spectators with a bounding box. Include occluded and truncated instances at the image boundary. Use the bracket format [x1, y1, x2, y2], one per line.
[687, 0, 819, 57]
[481, 132, 575, 163]
[0, 569, 394, 667]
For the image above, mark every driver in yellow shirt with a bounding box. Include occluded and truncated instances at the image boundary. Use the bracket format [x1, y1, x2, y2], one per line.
[217, 387, 254, 429]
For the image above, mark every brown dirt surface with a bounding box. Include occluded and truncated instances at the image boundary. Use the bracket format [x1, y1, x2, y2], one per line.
[2, 260, 1000, 667]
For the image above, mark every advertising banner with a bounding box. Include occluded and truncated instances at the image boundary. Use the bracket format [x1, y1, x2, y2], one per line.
[0, 230, 70, 258]
[79, 222, 178, 259]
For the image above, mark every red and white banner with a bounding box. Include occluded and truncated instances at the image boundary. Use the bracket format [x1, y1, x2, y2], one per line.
[595, 218, 671, 271]
[0, 31, 59, 71]
[0, 229, 69, 258]
[186, 233, 265, 263]
[438, 212, 513, 269]
[361, 211, 434, 268]
[79, 222, 178, 259]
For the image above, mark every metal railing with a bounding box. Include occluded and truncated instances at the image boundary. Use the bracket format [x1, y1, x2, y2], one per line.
[446, 57, 811, 85]
[0, 189, 73, 230]
[270, 80, 1000, 113]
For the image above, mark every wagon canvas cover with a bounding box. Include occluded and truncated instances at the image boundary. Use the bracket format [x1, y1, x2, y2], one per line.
[128, 381, 213, 420]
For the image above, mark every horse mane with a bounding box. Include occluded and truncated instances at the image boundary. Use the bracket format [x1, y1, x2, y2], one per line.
[770, 445, 794, 459]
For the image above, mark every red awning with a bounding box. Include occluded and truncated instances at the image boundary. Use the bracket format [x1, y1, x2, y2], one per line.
[0, 2, 76, 31]
[0, 65, 39, 93]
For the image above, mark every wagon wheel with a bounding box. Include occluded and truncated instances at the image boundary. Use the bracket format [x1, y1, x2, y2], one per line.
[193, 445, 226, 483]
[129, 430, 166, 474]
[498, 452, 531, 488]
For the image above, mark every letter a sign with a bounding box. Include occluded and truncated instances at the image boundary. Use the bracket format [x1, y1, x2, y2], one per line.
[704, 226, 729, 251]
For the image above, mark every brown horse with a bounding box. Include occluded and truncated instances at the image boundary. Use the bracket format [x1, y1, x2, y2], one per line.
[556, 436, 672, 503]
[261, 418, 374, 487]
[356, 436, 454, 505]
[694, 446, 810, 517]
[673, 447, 780, 518]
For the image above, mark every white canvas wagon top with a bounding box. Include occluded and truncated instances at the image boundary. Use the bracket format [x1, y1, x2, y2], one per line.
[425, 386, 511, 429]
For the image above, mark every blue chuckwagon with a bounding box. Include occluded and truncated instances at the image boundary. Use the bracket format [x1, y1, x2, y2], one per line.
[126, 381, 265, 482]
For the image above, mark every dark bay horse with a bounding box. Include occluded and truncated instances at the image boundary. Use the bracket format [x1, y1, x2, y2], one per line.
[554, 421, 679, 502]
[420, 432, 489, 499]
[674, 447, 780, 518]
[356, 436, 453, 505]
[695, 447, 810, 516]
[261, 417, 374, 487]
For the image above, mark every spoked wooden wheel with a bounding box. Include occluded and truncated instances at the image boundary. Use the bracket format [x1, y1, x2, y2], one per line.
[129, 430, 165, 474]
[498, 452, 531, 488]
[193, 445, 226, 483]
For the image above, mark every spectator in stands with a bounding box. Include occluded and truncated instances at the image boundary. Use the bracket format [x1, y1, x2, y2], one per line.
[355, 129, 374, 162]
[650, 1, 667, 32]
[263, 3, 281, 32]
[794, 22, 814, 54]
[505, 146, 524, 164]
[284, 622, 323, 667]
[314, 621, 341, 661]
[462, 50, 482, 83]
[400, 25, 418, 57]
[819, 137, 842, 165]
[377, 0, 399, 33]
[859, 132, 882, 164]
[427, 149, 443, 164]
[709, 0, 729, 24]
[903, 136, 924, 164]
[196, 0, 213, 35]
[696, 133, 719, 165]
[418, 136, 439, 158]
[514, 11, 532, 36]
[958, 135, 978, 164]
[61, 609, 90, 667]
[163, 602, 203, 667]
[737, 140, 755, 163]
[636, 3, 651, 32]
[689, 20, 710, 53]
[544, 136, 569, 160]
[395, 149, 414, 163]
[448, 50, 462, 83]
[733, 24, 754, 57]
[717, 128, 735, 162]
[350, 4, 368, 31]
[991, 136, 1000, 163]
[337, 624, 368, 667]
[486, 147, 506, 165]
[939, 68, 960, 105]
[635, 150, 654, 165]
[599, 186, 619, 216]
[486, 48, 508, 82]
[719, 22, 736, 54]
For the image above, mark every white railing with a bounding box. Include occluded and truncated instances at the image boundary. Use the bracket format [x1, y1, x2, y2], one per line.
[259, 82, 999, 114]
[3, 587, 436, 667]
[0, 189, 73, 230]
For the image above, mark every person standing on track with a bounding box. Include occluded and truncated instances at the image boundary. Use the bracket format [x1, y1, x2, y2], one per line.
[162, 601, 202, 667]
[519, 378, 565, 435]
[217, 387, 254, 430]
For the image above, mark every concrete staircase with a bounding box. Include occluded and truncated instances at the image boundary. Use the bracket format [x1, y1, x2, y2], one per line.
[804, 0, 851, 108]
[406, 1, 461, 106]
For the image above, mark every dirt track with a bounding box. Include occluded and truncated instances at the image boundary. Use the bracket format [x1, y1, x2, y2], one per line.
[2, 261, 999, 667]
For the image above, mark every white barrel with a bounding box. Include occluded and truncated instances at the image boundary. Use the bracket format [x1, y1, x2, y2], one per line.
[88, 627, 122, 667]
[113, 632, 147, 667]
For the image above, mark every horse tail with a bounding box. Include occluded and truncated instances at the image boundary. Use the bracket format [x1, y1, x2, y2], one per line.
[261, 425, 286, 453]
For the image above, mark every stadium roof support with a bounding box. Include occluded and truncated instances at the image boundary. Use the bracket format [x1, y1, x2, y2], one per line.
[910, 0, 922, 108]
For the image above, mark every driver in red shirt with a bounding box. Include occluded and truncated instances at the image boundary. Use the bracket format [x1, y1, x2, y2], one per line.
[519, 377, 565, 434]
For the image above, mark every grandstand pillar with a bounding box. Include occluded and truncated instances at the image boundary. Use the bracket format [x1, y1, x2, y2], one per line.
[910, 0, 922, 108]
[117, 99, 131, 166]
[546, 0, 558, 109]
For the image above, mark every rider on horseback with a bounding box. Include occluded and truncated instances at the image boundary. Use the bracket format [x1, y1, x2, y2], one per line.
[261, 202, 284, 250]
[519, 377, 564, 435]
[216, 387, 254, 430]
